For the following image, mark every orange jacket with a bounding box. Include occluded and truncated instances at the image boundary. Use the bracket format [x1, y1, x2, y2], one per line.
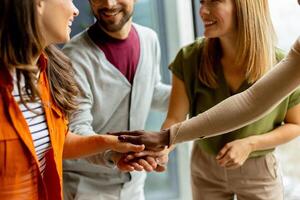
[0, 54, 68, 200]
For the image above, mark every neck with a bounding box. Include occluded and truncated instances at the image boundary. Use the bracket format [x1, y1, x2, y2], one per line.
[219, 34, 240, 68]
[99, 19, 133, 40]
[220, 35, 237, 60]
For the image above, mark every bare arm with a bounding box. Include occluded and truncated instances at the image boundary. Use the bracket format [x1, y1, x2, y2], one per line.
[250, 103, 300, 151]
[162, 75, 190, 129]
[63, 132, 144, 159]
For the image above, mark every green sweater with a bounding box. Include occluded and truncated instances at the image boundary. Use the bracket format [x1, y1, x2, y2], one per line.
[170, 38, 300, 157]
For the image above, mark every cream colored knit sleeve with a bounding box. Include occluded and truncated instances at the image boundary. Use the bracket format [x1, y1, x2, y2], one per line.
[169, 37, 300, 145]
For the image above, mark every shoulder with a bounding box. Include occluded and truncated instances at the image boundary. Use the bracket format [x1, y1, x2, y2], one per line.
[64, 29, 90, 48]
[62, 29, 99, 66]
[133, 23, 159, 41]
[275, 47, 286, 62]
[176, 37, 205, 61]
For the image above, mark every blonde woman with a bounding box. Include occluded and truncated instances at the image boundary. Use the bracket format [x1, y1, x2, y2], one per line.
[114, 0, 300, 199]
[163, 0, 300, 199]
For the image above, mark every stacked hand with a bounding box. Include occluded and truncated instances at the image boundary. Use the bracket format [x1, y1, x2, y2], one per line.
[108, 130, 171, 172]
[109, 129, 170, 151]
[111, 148, 169, 172]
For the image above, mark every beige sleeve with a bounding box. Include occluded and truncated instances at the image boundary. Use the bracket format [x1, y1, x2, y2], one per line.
[169, 37, 300, 145]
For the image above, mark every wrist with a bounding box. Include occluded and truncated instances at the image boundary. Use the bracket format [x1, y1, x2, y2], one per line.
[247, 136, 258, 152]
[160, 129, 170, 147]
[100, 135, 117, 151]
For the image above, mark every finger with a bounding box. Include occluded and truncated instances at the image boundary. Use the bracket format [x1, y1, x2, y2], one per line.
[126, 144, 145, 152]
[155, 165, 167, 172]
[217, 154, 232, 167]
[216, 145, 230, 160]
[131, 162, 144, 171]
[145, 156, 157, 169]
[155, 155, 168, 166]
[118, 164, 135, 172]
[138, 159, 153, 172]
[225, 159, 244, 169]
[117, 159, 135, 172]
[145, 145, 168, 152]
[124, 154, 135, 162]
[225, 162, 240, 169]
[133, 150, 164, 158]
[109, 130, 144, 136]
[119, 136, 143, 145]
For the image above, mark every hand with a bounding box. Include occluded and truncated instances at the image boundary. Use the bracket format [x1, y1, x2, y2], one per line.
[105, 135, 145, 153]
[108, 129, 170, 151]
[216, 138, 254, 169]
[114, 154, 158, 172]
[125, 148, 170, 172]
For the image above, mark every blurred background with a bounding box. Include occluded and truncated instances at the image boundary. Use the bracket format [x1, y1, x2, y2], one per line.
[70, 0, 300, 199]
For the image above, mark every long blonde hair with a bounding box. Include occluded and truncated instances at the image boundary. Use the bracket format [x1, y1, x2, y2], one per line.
[199, 0, 277, 88]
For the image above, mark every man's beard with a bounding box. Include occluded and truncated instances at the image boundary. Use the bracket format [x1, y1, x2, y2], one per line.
[96, 9, 133, 32]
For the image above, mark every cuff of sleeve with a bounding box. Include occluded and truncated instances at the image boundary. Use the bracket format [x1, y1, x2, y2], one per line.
[103, 150, 119, 169]
[169, 121, 205, 146]
[169, 123, 182, 146]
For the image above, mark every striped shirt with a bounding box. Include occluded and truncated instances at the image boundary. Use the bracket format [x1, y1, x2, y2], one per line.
[12, 74, 51, 176]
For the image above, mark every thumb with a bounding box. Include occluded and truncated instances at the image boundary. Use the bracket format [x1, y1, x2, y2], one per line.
[128, 144, 145, 152]
[216, 146, 229, 160]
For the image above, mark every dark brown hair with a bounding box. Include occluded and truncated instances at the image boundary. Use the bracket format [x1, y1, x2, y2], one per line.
[0, 0, 79, 117]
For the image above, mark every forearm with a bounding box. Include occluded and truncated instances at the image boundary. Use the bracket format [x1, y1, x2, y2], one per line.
[63, 132, 113, 159]
[162, 117, 184, 130]
[248, 124, 300, 151]
[169, 38, 300, 145]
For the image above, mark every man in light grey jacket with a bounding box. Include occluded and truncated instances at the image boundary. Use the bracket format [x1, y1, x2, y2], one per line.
[62, 0, 170, 199]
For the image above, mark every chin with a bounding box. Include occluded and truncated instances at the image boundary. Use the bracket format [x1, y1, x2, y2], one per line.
[203, 31, 219, 38]
[55, 37, 70, 45]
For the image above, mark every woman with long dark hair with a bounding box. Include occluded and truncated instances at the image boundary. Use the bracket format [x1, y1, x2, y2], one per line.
[0, 0, 144, 199]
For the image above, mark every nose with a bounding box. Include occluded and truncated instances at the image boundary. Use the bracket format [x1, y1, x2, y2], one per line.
[73, 3, 79, 17]
[104, 0, 117, 8]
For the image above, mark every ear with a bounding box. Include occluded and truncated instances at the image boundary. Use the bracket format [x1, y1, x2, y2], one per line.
[36, 0, 45, 15]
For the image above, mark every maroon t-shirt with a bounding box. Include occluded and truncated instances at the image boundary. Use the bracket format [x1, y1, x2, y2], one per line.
[88, 23, 140, 84]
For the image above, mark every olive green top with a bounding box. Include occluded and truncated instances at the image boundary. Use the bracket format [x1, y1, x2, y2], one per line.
[169, 38, 300, 157]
